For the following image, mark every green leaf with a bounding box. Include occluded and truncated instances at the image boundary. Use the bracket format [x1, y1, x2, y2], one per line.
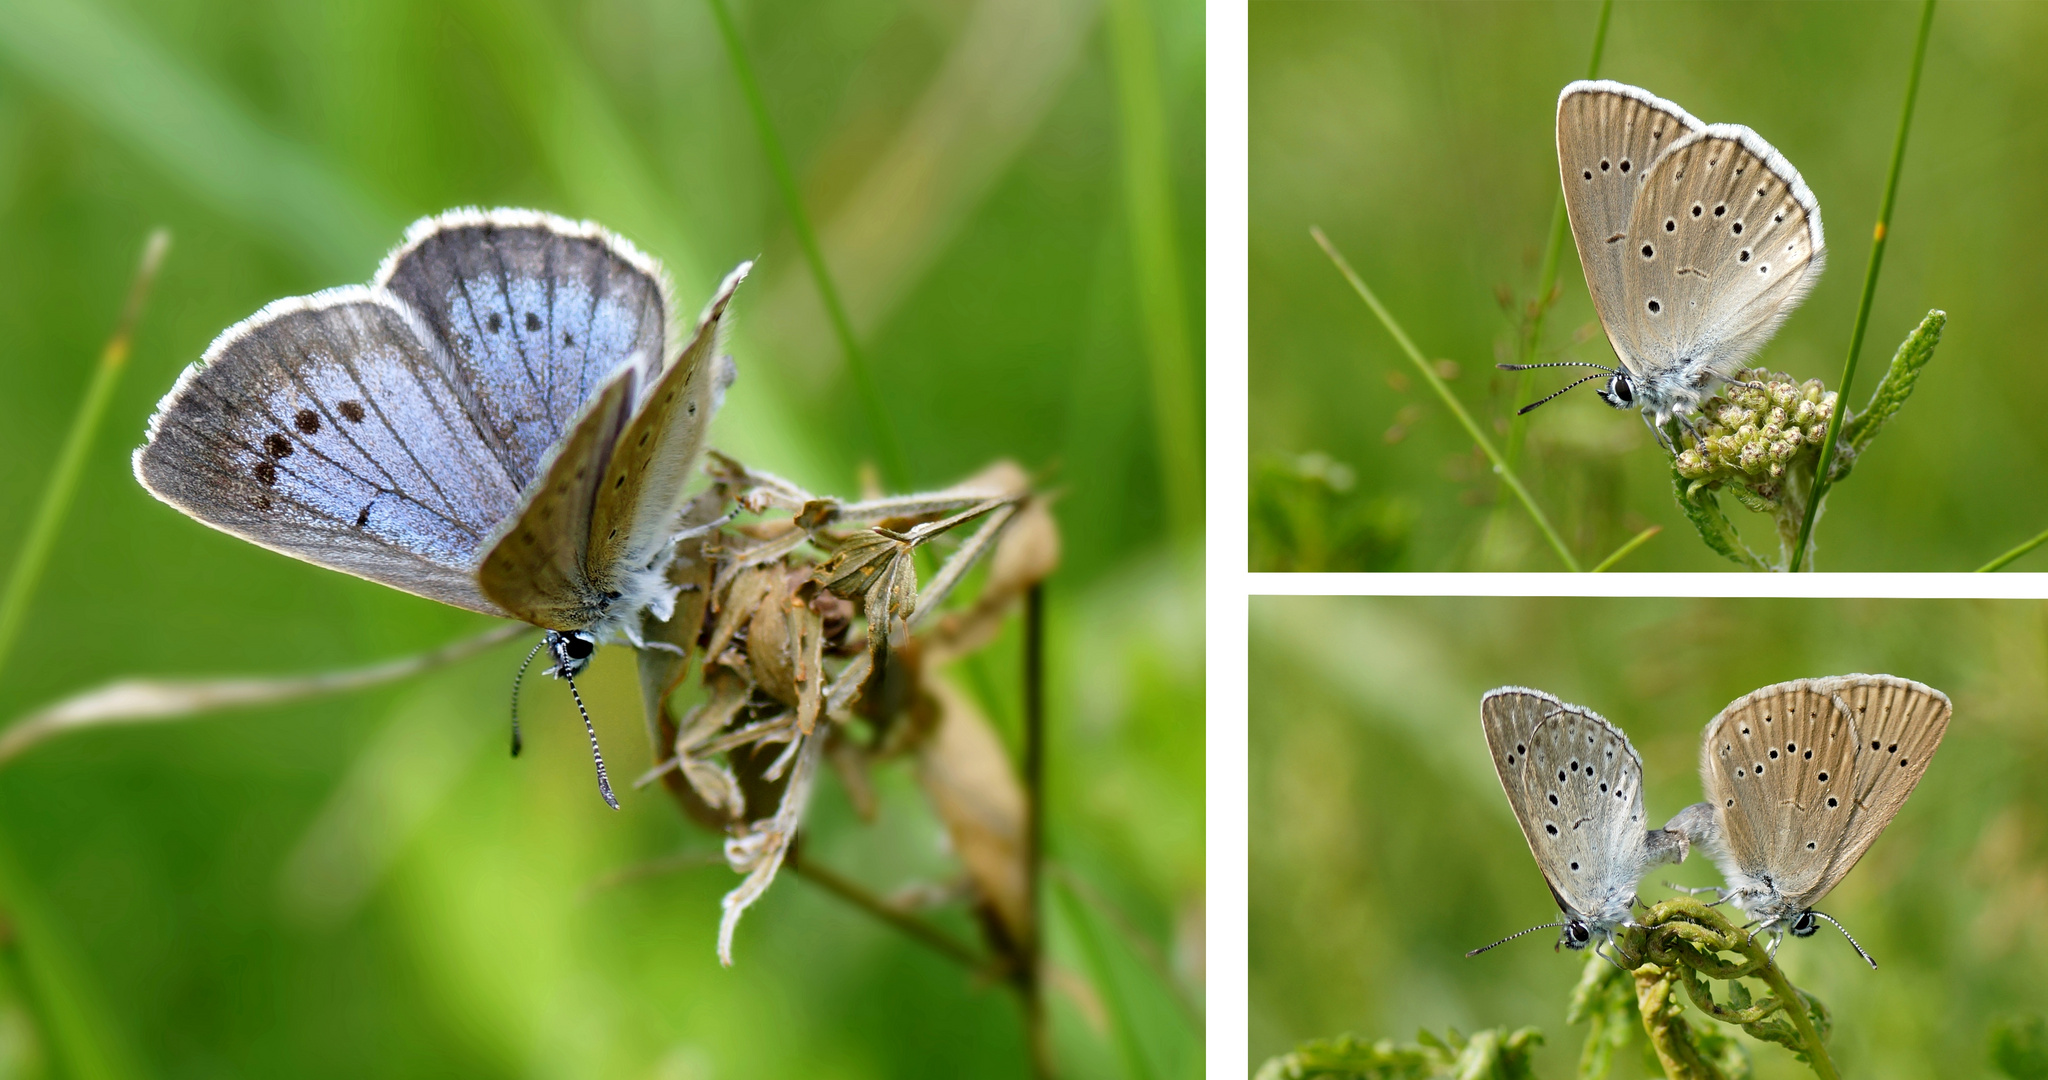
[1670, 472, 1767, 570]
[1991, 1015, 2048, 1079]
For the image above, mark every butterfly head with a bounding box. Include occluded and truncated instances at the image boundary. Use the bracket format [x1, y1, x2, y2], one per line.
[1556, 919, 1593, 951]
[1789, 910, 1820, 938]
[545, 629, 598, 679]
[1596, 370, 1635, 410]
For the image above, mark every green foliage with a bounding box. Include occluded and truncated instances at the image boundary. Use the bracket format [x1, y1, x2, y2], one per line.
[1255, 1027, 1544, 1080]
[1250, 453, 1413, 571]
[1840, 309, 1946, 467]
[1991, 1015, 2048, 1080]
[1566, 956, 1635, 1080]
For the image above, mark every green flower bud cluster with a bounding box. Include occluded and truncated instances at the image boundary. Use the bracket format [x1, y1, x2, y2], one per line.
[1673, 369, 1837, 500]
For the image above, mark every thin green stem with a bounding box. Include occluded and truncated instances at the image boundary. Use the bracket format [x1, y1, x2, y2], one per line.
[1313, 227, 1581, 571]
[1589, 524, 1660, 572]
[1790, 0, 1934, 571]
[704, 0, 908, 487]
[1752, 950, 1839, 1080]
[0, 229, 169, 681]
[1977, 526, 2048, 572]
[1108, 0, 1201, 541]
[1502, 0, 1611, 470]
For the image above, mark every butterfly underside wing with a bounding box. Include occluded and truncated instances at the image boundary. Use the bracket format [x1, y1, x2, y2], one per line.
[135, 291, 525, 616]
[1699, 675, 1949, 920]
[1482, 688, 1657, 932]
[1557, 80, 1705, 376]
[1620, 127, 1825, 387]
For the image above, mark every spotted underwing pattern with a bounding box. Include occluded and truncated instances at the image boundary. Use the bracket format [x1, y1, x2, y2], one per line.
[1554, 81, 1825, 427]
[1480, 687, 1686, 951]
[1671, 674, 1951, 933]
[134, 207, 750, 646]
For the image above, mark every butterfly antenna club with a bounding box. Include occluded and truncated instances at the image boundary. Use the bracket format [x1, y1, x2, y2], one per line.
[1810, 910, 1877, 969]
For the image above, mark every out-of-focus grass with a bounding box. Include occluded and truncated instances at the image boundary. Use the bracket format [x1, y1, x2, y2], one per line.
[1251, 1, 2048, 571]
[0, 0, 1204, 1075]
[1250, 596, 2048, 1077]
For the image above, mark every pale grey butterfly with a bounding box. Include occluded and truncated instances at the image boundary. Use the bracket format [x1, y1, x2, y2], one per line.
[134, 208, 751, 809]
[1503, 81, 1826, 445]
[1663, 674, 1951, 966]
[1470, 687, 1688, 962]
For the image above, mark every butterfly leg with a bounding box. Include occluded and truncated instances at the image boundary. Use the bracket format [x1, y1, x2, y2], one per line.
[1663, 882, 1731, 905]
[1594, 933, 1629, 974]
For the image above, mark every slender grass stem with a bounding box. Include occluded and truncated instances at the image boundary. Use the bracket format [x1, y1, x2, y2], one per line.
[1977, 526, 2048, 572]
[1502, 0, 1611, 471]
[1312, 227, 1581, 571]
[1589, 524, 1660, 572]
[1790, 0, 1934, 571]
[705, 0, 908, 487]
[0, 229, 169, 680]
[1107, 0, 1202, 541]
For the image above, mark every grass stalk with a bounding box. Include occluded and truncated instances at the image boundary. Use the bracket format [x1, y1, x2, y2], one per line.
[1312, 227, 1581, 571]
[705, 0, 908, 487]
[1502, 0, 1611, 471]
[1977, 526, 2048, 572]
[1789, 0, 1935, 571]
[0, 229, 169, 679]
[1107, 0, 1202, 541]
[1589, 524, 1660, 572]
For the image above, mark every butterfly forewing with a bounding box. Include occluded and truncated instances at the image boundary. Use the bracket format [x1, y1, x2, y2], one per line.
[1556, 81, 1705, 374]
[134, 291, 522, 616]
[1482, 688, 1648, 927]
[1622, 126, 1825, 383]
[585, 262, 750, 587]
[1701, 679, 1860, 908]
[1816, 675, 1951, 894]
[377, 209, 670, 488]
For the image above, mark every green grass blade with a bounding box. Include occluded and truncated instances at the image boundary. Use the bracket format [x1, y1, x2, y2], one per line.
[706, 0, 908, 488]
[0, 1, 382, 276]
[1313, 227, 1581, 571]
[1107, 0, 1201, 541]
[1977, 527, 2048, 572]
[1502, 0, 1611, 471]
[0, 229, 169, 681]
[1790, 0, 1935, 570]
[1589, 525, 1661, 573]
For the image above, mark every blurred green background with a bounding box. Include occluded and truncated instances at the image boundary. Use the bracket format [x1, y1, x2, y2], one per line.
[1250, 596, 2048, 1078]
[1250, 1, 2048, 571]
[0, 0, 1204, 1076]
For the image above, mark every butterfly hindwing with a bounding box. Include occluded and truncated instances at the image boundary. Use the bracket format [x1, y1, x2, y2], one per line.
[1700, 679, 1860, 911]
[377, 208, 671, 488]
[134, 289, 521, 616]
[1622, 126, 1825, 386]
[1483, 688, 1649, 930]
